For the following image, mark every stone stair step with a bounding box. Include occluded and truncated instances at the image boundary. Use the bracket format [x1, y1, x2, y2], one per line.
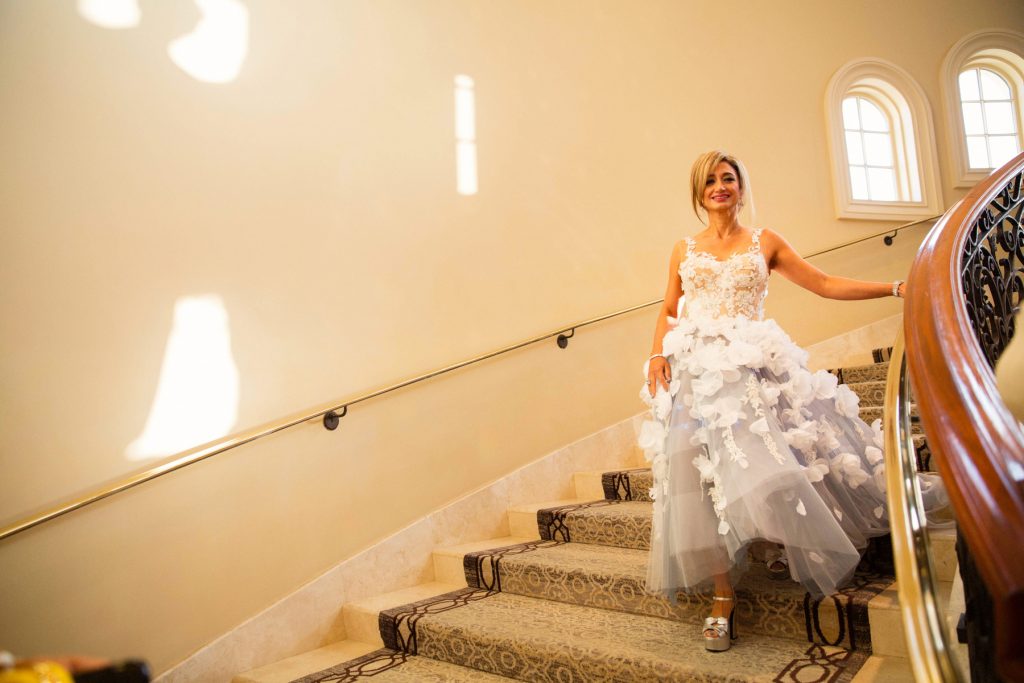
[571, 470, 603, 500]
[507, 498, 582, 540]
[867, 577, 957, 658]
[343, 581, 464, 648]
[379, 588, 875, 681]
[233, 641, 379, 683]
[459, 538, 892, 652]
[851, 655, 916, 682]
[929, 527, 958, 583]
[237, 644, 517, 682]
[433, 535, 533, 585]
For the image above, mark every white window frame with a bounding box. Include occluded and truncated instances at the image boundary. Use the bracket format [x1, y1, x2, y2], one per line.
[940, 30, 1024, 187]
[843, 92, 907, 201]
[825, 59, 943, 221]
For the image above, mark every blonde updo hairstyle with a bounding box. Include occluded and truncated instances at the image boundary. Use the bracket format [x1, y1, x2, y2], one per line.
[689, 150, 755, 224]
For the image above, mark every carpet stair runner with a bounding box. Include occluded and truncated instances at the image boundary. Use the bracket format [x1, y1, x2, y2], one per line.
[236, 354, 955, 683]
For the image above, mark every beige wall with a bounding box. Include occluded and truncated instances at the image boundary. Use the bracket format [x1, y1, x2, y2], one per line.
[1, 0, 1021, 674]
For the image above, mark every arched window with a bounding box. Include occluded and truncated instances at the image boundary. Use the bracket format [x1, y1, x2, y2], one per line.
[942, 30, 1024, 187]
[825, 59, 943, 221]
[959, 67, 1020, 169]
[843, 95, 898, 201]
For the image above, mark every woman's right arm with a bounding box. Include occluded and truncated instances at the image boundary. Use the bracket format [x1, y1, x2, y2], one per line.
[647, 242, 685, 397]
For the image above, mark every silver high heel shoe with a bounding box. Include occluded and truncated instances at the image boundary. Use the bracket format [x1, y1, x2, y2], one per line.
[703, 595, 737, 652]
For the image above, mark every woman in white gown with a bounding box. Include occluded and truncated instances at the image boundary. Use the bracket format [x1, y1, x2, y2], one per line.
[639, 150, 906, 652]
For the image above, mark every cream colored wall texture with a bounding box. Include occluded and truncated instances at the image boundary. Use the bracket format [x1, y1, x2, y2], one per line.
[1, 0, 1021, 675]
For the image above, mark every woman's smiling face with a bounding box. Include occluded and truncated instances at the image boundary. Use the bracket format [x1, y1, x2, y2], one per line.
[702, 161, 743, 211]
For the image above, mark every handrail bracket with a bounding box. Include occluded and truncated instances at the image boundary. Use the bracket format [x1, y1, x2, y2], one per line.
[323, 406, 347, 431]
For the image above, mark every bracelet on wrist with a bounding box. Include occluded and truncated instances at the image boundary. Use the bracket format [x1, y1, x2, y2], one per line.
[892, 280, 905, 298]
[649, 353, 666, 361]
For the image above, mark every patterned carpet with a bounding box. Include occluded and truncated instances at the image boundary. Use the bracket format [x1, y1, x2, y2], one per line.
[462, 538, 892, 652]
[289, 356, 920, 682]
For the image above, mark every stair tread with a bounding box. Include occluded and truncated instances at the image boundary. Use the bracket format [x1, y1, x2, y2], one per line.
[237, 642, 517, 682]
[461, 538, 893, 650]
[233, 641, 380, 683]
[530, 499, 957, 580]
[388, 589, 874, 681]
[537, 499, 652, 548]
[836, 361, 890, 374]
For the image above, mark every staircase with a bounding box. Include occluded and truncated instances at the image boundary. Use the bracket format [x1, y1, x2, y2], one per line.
[234, 353, 958, 683]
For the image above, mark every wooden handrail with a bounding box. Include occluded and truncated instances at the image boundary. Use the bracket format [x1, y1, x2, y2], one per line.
[905, 151, 1024, 682]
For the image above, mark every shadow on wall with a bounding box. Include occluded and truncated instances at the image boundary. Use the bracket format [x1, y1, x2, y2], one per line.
[77, 0, 249, 84]
[126, 295, 239, 461]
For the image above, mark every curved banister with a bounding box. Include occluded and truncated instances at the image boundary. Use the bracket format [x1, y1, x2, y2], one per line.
[905, 151, 1024, 681]
[0, 216, 938, 543]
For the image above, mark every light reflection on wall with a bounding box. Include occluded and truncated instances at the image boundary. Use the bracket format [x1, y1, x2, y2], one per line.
[168, 0, 249, 84]
[126, 295, 239, 461]
[455, 75, 478, 195]
[77, 0, 141, 29]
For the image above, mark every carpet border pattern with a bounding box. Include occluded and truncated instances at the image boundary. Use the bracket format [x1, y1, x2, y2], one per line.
[378, 587, 497, 655]
[288, 648, 407, 682]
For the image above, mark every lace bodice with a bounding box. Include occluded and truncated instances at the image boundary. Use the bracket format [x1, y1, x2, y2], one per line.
[679, 228, 768, 320]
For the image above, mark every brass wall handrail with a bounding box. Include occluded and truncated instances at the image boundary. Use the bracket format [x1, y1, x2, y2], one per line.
[0, 299, 661, 542]
[0, 215, 938, 543]
[884, 331, 963, 682]
[802, 214, 939, 260]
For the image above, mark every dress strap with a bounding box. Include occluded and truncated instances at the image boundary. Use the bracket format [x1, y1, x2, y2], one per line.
[750, 228, 763, 251]
[684, 236, 695, 256]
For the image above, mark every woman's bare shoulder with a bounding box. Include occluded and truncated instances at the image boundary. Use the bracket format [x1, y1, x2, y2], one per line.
[758, 227, 794, 250]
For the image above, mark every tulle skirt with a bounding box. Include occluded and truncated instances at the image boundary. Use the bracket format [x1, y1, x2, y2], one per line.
[638, 314, 948, 597]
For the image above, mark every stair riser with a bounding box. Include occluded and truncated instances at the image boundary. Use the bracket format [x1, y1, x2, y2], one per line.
[869, 608, 908, 658]
[601, 469, 654, 502]
[342, 605, 386, 648]
[508, 508, 543, 540]
[572, 471, 604, 500]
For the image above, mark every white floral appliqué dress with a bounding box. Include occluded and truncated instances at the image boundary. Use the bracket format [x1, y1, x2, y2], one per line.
[639, 229, 890, 598]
